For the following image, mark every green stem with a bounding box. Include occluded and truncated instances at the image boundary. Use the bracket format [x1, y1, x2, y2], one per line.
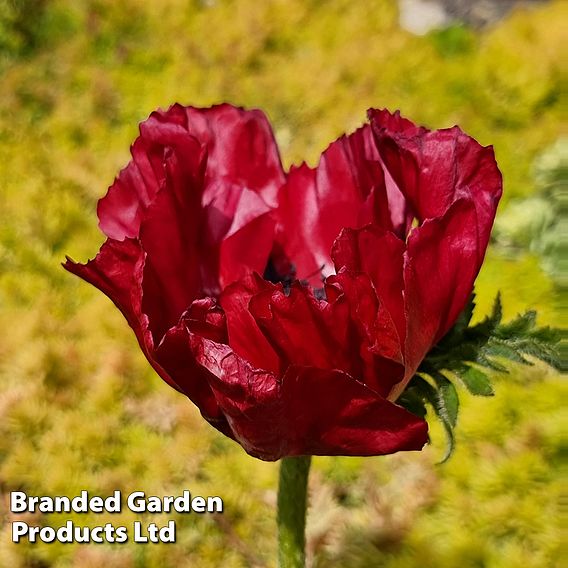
[277, 456, 312, 568]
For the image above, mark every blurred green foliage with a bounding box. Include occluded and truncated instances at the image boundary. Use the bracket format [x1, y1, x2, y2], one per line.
[0, 1, 564, 566]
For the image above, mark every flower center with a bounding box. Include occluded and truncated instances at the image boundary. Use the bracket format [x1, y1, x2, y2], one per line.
[263, 258, 327, 300]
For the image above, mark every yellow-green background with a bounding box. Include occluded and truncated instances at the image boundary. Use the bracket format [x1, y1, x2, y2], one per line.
[0, 1, 564, 566]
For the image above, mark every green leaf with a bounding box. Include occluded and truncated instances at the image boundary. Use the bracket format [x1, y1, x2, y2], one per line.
[397, 387, 428, 420]
[490, 292, 503, 326]
[472, 292, 503, 336]
[443, 293, 476, 344]
[402, 289, 560, 463]
[497, 310, 536, 338]
[484, 339, 533, 365]
[508, 339, 561, 370]
[429, 371, 459, 428]
[413, 375, 458, 463]
[476, 292, 503, 330]
[474, 352, 509, 372]
[456, 365, 494, 396]
[529, 326, 562, 344]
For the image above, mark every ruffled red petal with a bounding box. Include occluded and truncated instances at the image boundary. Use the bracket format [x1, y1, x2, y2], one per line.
[63, 239, 181, 393]
[153, 299, 233, 438]
[219, 273, 281, 374]
[218, 270, 403, 399]
[325, 271, 404, 398]
[274, 124, 409, 285]
[332, 225, 406, 345]
[369, 108, 502, 246]
[64, 243, 234, 428]
[189, 335, 428, 461]
[365, 109, 502, 398]
[396, 199, 481, 397]
[98, 103, 285, 240]
[66, 105, 502, 459]
[95, 104, 286, 345]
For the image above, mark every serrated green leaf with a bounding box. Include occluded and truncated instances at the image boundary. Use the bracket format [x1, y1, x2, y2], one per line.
[475, 352, 509, 372]
[412, 375, 458, 463]
[397, 387, 428, 420]
[457, 365, 494, 396]
[401, 289, 561, 463]
[497, 310, 536, 338]
[429, 371, 459, 428]
[510, 339, 561, 370]
[529, 326, 562, 343]
[484, 293, 503, 329]
[460, 293, 476, 329]
[491, 292, 503, 324]
[484, 339, 533, 365]
[470, 293, 503, 338]
[437, 425, 455, 464]
[444, 293, 476, 343]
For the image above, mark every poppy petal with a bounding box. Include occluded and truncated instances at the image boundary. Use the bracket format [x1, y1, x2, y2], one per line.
[325, 271, 404, 398]
[154, 299, 233, 438]
[98, 103, 285, 240]
[62, 239, 182, 393]
[275, 124, 404, 284]
[219, 273, 282, 374]
[189, 336, 428, 460]
[331, 225, 406, 345]
[369, 108, 502, 243]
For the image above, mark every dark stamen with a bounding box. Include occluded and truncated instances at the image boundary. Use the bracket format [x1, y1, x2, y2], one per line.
[264, 258, 296, 296]
[313, 287, 327, 301]
[263, 259, 327, 299]
[304, 264, 326, 283]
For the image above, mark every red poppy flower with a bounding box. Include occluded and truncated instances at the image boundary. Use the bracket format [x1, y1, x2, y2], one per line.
[64, 104, 502, 461]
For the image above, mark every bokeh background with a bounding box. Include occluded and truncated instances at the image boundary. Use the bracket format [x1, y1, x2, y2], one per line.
[0, 1, 565, 566]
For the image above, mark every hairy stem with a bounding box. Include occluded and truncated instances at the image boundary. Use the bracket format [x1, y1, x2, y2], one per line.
[277, 456, 312, 568]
